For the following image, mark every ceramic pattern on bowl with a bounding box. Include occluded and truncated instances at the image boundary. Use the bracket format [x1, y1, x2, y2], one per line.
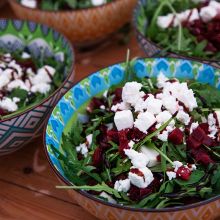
[0, 19, 75, 156]
[45, 58, 220, 220]
[9, 0, 137, 44]
[133, 0, 220, 69]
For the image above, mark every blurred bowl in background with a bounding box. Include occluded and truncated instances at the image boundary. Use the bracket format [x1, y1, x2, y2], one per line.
[0, 19, 75, 156]
[9, 0, 137, 46]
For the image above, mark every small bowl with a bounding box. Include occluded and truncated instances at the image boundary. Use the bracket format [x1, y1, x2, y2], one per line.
[45, 58, 220, 220]
[9, 0, 137, 45]
[0, 19, 74, 156]
[133, 0, 220, 69]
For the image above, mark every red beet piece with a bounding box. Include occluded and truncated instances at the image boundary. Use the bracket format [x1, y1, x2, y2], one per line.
[202, 135, 216, 147]
[191, 148, 214, 165]
[176, 166, 191, 180]
[186, 136, 201, 149]
[118, 129, 129, 157]
[128, 185, 152, 201]
[87, 97, 104, 113]
[191, 127, 206, 142]
[199, 123, 209, 134]
[168, 128, 184, 145]
[92, 147, 103, 167]
[130, 168, 144, 178]
[112, 88, 122, 104]
[107, 129, 119, 143]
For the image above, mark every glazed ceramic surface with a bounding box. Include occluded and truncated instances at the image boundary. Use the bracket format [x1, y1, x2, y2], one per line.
[0, 19, 74, 155]
[45, 58, 220, 220]
[133, 0, 220, 69]
[10, 0, 137, 45]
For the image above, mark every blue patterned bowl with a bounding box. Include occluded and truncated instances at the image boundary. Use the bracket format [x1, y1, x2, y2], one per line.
[0, 19, 75, 155]
[133, 0, 220, 69]
[44, 58, 220, 220]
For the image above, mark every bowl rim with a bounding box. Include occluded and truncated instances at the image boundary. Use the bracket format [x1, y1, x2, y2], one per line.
[10, 0, 120, 14]
[44, 57, 220, 213]
[132, 0, 220, 64]
[0, 18, 75, 123]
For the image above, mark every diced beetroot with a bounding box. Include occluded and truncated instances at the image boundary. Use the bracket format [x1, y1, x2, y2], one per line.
[140, 187, 153, 198]
[112, 88, 122, 104]
[87, 97, 104, 113]
[186, 136, 201, 149]
[107, 129, 119, 143]
[191, 127, 206, 142]
[118, 129, 129, 157]
[0, 108, 7, 116]
[92, 147, 103, 167]
[191, 148, 214, 165]
[156, 155, 161, 162]
[129, 127, 146, 140]
[202, 135, 216, 147]
[199, 123, 209, 134]
[128, 185, 152, 201]
[168, 128, 184, 145]
[176, 166, 191, 180]
[130, 168, 144, 178]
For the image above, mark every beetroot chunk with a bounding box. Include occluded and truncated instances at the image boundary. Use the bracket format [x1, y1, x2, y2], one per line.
[199, 123, 209, 134]
[118, 130, 129, 157]
[202, 135, 216, 147]
[92, 147, 103, 167]
[168, 128, 184, 145]
[176, 166, 191, 180]
[191, 148, 214, 165]
[191, 127, 206, 142]
[186, 136, 201, 149]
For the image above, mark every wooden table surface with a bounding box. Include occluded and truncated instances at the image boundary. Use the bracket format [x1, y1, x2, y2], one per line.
[0, 2, 144, 220]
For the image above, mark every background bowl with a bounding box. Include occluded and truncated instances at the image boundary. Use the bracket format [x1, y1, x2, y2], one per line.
[9, 0, 137, 45]
[0, 19, 75, 156]
[133, 0, 220, 69]
[45, 58, 220, 220]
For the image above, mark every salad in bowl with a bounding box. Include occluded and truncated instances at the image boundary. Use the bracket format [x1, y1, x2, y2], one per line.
[45, 58, 220, 220]
[134, 0, 220, 66]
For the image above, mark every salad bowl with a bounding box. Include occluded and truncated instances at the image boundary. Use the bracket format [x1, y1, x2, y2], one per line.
[133, 0, 220, 69]
[45, 58, 220, 220]
[9, 0, 137, 45]
[0, 19, 74, 155]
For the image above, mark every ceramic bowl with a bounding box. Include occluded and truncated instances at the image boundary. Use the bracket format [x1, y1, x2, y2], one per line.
[45, 58, 220, 220]
[133, 0, 220, 69]
[0, 19, 74, 155]
[9, 0, 137, 45]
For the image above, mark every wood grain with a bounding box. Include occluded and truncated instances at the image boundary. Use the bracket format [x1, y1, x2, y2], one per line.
[0, 2, 144, 219]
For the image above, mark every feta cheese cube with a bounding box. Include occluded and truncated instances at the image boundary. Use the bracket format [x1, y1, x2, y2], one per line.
[156, 111, 172, 124]
[157, 72, 169, 88]
[162, 95, 179, 114]
[21, 52, 31, 59]
[124, 149, 149, 168]
[91, 0, 106, 6]
[111, 102, 130, 112]
[129, 167, 154, 188]
[0, 74, 10, 90]
[0, 97, 19, 112]
[200, 5, 217, 22]
[173, 161, 183, 172]
[31, 83, 51, 94]
[128, 140, 135, 148]
[190, 122, 199, 134]
[157, 130, 169, 142]
[145, 96, 163, 115]
[166, 171, 177, 180]
[114, 110, 134, 131]
[157, 14, 174, 29]
[99, 192, 117, 204]
[76, 143, 88, 157]
[21, 0, 37, 8]
[114, 179, 131, 193]
[86, 134, 93, 146]
[140, 146, 160, 167]
[176, 110, 191, 125]
[7, 79, 30, 92]
[134, 112, 156, 133]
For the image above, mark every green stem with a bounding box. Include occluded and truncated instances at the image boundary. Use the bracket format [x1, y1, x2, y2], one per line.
[202, 108, 220, 112]
[203, 145, 220, 159]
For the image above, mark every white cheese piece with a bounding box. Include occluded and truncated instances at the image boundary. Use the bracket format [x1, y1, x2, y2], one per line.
[31, 83, 51, 94]
[166, 171, 177, 180]
[114, 179, 131, 193]
[111, 102, 130, 112]
[21, 0, 37, 8]
[209, 1, 220, 10]
[157, 14, 174, 29]
[0, 74, 10, 90]
[7, 79, 30, 92]
[173, 161, 183, 172]
[124, 149, 149, 168]
[145, 96, 163, 115]
[128, 167, 154, 189]
[157, 72, 169, 88]
[26, 68, 35, 77]
[140, 146, 160, 167]
[157, 130, 169, 142]
[200, 5, 217, 22]
[190, 122, 199, 134]
[21, 52, 31, 59]
[175, 10, 191, 25]
[176, 110, 191, 125]
[122, 82, 143, 105]
[189, 8, 200, 22]
[189, 164, 197, 171]
[128, 140, 135, 148]
[76, 143, 88, 157]
[162, 95, 179, 114]
[100, 105, 105, 110]
[114, 110, 134, 131]
[134, 112, 156, 133]
[99, 192, 117, 204]
[0, 97, 19, 112]
[156, 111, 172, 124]
[8, 60, 23, 78]
[91, 0, 106, 6]
[86, 134, 93, 147]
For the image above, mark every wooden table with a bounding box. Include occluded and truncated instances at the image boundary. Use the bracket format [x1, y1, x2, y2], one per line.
[0, 3, 144, 219]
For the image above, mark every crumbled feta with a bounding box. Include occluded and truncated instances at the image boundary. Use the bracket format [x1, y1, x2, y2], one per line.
[157, 72, 169, 88]
[174, 10, 191, 26]
[173, 161, 183, 172]
[76, 143, 88, 157]
[114, 110, 134, 131]
[21, 0, 37, 8]
[86, 134, 93, 146]
[111, 102, 130, 112]
[124, 149, 149, 168]
[0, 74, 10, 90]
[0, 97, 19, 112]
[105, 123, 114, 130]
[99, 192, 117, 204]
[31, 83, 51, 94]
[129, 167, 154, 188]
[128, 140, 135, 148]
[157, 130, 169, 142]
[190, 122, 199, 134]
[189, 8, 200, 22]
[8, 60, 23, 78]
[157, 14, 174, 29]
[166, 171, 177, 180]
[176, 110, 191, 125]
[122, 82, 143, 105]
[114, 179, 131, 193]
[100, 105, 105, 110]
[21, 52, 31, 59]
[134, 98, 148, 112]
[26, 68, 35, 77]
[156, 111, 172, 124]
[91, 0, 106, 6]
[134, 112, 156, 133]
[145, 96, 163, 115]
[190, 164, 197, 171]
[140, 146, 160, 167]
[7, 79, 30, 92]
[200, 5, 218, 22]
[162, 95, 179, 114]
